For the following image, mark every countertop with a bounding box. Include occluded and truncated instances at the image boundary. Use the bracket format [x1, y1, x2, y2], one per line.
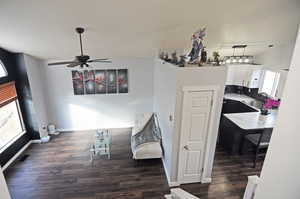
[224, 93, 255, 104]
[224, 110, 277, 130]
[223, 93, 277, 130]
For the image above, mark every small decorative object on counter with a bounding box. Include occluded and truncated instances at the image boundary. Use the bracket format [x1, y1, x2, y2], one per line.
[260, 98, 280, 115]
[188, 27, 206, 64]
[159, 51, 165, 60]
[207, 58, 212, 65]
[199, 47, 207, 66]
[213, 51, 220, 66]
[171, 52, 178, 64]
[164, 53, 171, 62]
[178, 55, 186, 67]
[260, 108, 269, 115]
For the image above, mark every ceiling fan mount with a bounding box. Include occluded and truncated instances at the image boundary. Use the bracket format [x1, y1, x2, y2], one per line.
[75, 27, 85, 34]
[48, 27, 111, 68]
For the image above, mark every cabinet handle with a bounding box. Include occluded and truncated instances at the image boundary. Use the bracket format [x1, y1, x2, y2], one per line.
[184, 145, 189, 150]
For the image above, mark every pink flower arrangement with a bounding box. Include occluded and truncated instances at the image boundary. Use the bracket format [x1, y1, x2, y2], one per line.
[263, 99, 280, 110]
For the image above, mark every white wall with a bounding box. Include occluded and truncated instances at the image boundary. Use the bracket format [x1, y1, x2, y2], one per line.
[153, 60, 177, 183]
[0, 169, 10, 199]
[254, 28, 300, 199]
[255, 41, 296, 70]
[24, 54, 50, 137]
[172, 66, 227, 182]
[42, 58, 154, 131]
[154, 61, 227, 183]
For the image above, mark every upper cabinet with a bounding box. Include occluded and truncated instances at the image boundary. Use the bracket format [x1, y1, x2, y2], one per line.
[226, 64, 262, 88]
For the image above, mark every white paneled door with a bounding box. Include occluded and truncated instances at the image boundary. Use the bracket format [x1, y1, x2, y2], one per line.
[178, 90, 213, 184]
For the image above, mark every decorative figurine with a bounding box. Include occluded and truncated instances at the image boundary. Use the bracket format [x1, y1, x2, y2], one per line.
[178, 55, 186, 67]
[171, 52, 178, 64]
[159, 51, 165, 60]
[213, 51, 220, 66]
[164, 53, 170, 62]
[188, 27, 206, 64]
[201, 47, 207, 63]
[199, 47, 207, 66]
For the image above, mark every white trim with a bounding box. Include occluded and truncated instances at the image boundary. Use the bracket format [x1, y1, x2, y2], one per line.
[0, 130, 27, 154]
[1, 141, 32, 171]
[243, 176, 260, 199]
[201, 177, 212, 184]
[178, 85, 220, 184]
[31, 139, 42, 144]
[57, 126, 134, 133]
[162, 158, 180, 187]
[182, 85, 220, 92]
[201, 86, 220, 183]
[0, 59, 8, 78]
[56, 128, 75, 132]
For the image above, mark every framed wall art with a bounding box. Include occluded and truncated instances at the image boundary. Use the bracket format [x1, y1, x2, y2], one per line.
[106, 70, 117, 94]
[94, 70, 106, 94]
[72, 68, 128, 95]
[84, 70, 95, 94]
[117, 69, 128, 93]
[72, 71, 84, 95]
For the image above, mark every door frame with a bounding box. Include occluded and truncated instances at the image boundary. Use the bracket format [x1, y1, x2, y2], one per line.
[178, 85, 220, 184]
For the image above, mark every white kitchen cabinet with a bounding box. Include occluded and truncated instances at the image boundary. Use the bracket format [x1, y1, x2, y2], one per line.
[226, 64, 262, 88]
[245, 68, 262, 88]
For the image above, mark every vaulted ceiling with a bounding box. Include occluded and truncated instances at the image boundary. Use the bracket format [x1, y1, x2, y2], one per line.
[0, 0, 299, 61]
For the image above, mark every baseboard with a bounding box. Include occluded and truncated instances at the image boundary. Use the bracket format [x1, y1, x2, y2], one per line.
[56, 128, 76, 132]
[31, 139, 42, 144]
[162, 158, 180, 187]
[201, 177, 212, 184]
[57, 127, 134, 133]
[169, 181, 181, 187]
[2, 141, 32, 171]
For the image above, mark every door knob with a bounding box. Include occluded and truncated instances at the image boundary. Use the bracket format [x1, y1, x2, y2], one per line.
[184, 145, 189, 150]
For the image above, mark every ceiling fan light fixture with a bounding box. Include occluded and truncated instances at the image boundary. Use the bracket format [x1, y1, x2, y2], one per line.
[238, 57, 243, 63]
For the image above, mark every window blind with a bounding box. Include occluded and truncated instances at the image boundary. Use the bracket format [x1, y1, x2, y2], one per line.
[0, 82, 17, 107]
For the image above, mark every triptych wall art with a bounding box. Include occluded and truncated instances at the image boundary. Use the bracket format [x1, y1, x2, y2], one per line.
[72, 69, 128, 95]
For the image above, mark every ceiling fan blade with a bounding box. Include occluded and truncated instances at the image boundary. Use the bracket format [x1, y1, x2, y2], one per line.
[89, 58, 110, 61]
[66, 62, 81, 68]
[48, 61, 76, 66]
[88, 60, 112, 63]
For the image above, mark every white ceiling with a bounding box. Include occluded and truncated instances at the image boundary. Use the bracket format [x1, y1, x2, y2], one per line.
[0, 0, 299, 61]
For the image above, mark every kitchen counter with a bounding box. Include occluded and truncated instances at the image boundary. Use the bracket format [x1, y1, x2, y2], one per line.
[224, 93, 255, 104]
[223, 93, 277, 130]
[220, 93, 278, 154]
[223, 110, 277, 130]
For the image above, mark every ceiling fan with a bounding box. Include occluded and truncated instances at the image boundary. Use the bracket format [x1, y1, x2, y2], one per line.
[48, 27, 111, 68]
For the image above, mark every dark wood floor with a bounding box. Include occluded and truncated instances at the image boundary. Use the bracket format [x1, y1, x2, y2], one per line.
[4, 129, 263, 199]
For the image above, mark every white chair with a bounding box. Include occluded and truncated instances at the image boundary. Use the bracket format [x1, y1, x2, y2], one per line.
[131, 113, 163, 159]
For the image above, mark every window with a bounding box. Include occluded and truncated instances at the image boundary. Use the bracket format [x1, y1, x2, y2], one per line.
[260, 70, 280, 97]
[0, 100, 25, 152]
[0, 60, 8, 78]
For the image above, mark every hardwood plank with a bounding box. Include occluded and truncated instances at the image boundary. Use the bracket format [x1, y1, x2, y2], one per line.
[4, 129, 262, 199]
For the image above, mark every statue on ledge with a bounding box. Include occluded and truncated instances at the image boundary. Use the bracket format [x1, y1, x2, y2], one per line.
[188, 27, 206, 64]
